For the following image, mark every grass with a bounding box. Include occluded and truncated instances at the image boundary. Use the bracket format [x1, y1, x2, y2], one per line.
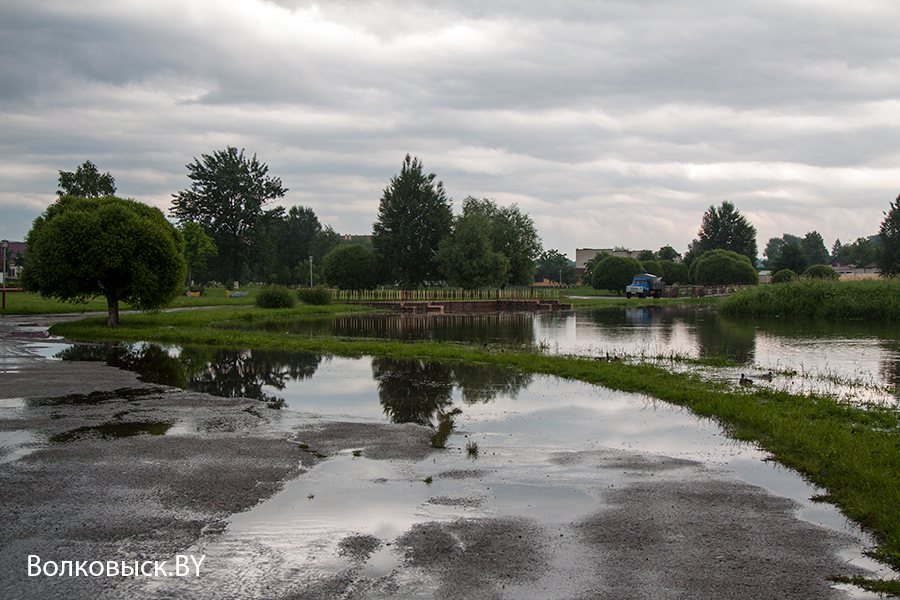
[45, 305, 900, 594]
[719, 278, 900, 321]
[0, 287, 259, 315]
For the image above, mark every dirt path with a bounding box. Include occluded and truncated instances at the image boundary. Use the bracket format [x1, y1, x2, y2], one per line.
[0, 314, 882, 599]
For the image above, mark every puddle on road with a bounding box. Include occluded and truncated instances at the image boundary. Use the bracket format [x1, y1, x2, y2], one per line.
[111, 369, 894, 599]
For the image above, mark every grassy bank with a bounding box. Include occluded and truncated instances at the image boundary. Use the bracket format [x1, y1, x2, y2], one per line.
[0, 287, 259, 315]
[719, 279, 900, 321]
[48, 306, 900, 593]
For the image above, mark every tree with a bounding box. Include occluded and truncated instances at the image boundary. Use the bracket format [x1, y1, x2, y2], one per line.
[801, 231, 829, 266]
[591, 255, 642, 294]
[695, 201, 758, 265]
[637, 249, 655, 262]
[323, 244, 378, 290]
[171, 147, 286, 283]
[656, 245, 679, 262]
[372, 155, 453, 287]
[838, 236, 879, 267]
[877, 194, 900, 277]
[460, 197, 542, 286]
[581, 252, 609, 284]
[763, 234, 801, 268]
[57, 160, 116, 198]
[274, 206, 322, 272]
[688, 249, 758, 285]
[640, 260, 663, 277]
[180, 222, 217, 284]
[659, 260, 688, 285]
[21, 196, 185, 326]
[773, 242, 809, 275]
[536, 249, 576, 285]
[436, 212, 509, 289]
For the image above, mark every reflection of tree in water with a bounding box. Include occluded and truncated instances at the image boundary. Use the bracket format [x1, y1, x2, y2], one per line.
[179, 347, 323, 408]
[373, 358, 454, 426]
[56, 343, 324, 408]
[373, 357, 533, 425]
[448, 362, 532, 404]
[695, 315, 756, 364]
[55, 342, 186, 388]
[331, 313, 535, 345]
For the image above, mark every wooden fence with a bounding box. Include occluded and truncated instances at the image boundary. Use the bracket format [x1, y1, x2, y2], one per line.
[330, 288, 561, 302]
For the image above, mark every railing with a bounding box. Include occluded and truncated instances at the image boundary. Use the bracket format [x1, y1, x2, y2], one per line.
[331, 288, 561, 302]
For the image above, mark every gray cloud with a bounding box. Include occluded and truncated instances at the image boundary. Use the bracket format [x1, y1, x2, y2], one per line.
[1, 0, 898, 256]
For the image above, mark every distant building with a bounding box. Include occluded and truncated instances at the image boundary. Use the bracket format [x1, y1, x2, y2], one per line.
[575, 248, 656, 274]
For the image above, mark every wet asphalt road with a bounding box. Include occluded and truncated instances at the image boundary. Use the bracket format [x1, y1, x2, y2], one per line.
[0, 314, 882, 599]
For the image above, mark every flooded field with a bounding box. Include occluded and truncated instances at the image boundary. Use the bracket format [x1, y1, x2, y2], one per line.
[3, 308, 899, 598]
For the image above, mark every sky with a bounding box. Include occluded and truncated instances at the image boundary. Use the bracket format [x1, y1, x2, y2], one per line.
[2, 0, 899, 260]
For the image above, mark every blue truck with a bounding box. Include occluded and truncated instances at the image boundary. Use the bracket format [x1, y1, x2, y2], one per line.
[625, 273, 665, 298]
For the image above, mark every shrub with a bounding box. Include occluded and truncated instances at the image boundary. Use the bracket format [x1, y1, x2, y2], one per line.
[255, 285, 296, 308]
[659, 260, 689, 285]
[802, 264, 839, 281]
[297, 285, 331, 305]
[689, 249, 759, 285]
[772, 269, 798, 284]
[592, 255, 643, 294]
[323, 244, 378, 290]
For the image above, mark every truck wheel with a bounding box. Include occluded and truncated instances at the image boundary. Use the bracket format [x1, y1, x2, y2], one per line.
[626, 292, 632, 298]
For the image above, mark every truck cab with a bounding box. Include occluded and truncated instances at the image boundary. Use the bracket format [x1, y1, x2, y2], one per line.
[625, 273, 664, 298]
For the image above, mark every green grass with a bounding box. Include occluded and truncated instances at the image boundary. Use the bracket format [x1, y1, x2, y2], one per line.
[720, 278, 900, 321]
[0, 287, 260, 315]
[46, 306, 900, 593]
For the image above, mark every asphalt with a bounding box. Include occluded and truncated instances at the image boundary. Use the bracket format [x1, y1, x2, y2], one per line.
[0, 314, 885, 600]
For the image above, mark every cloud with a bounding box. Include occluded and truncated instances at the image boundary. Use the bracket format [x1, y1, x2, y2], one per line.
[1, 0, 899, 258]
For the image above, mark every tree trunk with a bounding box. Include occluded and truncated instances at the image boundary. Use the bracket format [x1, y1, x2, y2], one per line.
[106, 292, 120, 327]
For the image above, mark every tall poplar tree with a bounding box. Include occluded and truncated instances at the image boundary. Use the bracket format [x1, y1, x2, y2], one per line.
[372, 155, 452, 287]
[877, 194, 900, 277]
[694, 200, 758, 266]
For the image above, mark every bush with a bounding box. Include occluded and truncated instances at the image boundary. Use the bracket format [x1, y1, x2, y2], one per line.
[659, 260, 689, 285]
[592, 255, 643, 294]
[640, 260, 663, 277]
[297, 285, 331, 305]
[323, 244, 377, 290]
[255, 285, 296, 308]
[689, 249, 759, 285]
[802, 264, 839, 281]
[772, 269, 798, 284]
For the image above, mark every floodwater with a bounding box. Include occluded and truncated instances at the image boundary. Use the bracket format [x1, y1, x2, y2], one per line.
[226, 307, 900, 403]
[19, 308, 900, 596]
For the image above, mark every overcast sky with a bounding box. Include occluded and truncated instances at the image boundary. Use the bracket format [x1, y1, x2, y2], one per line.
[2, 0, 899, 259]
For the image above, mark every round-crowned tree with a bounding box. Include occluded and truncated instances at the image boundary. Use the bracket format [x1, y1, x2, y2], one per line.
[801, 265, 839, 281]
[688, 249, 759, 285]
[21, 195, 186, 326]
[323, 244, 378, 290]
[772, 269, 798, 284]
[591, 255, 643, 294]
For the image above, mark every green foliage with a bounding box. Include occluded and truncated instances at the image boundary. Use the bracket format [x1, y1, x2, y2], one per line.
[172, 146, 287, 283]
[21, 196, 186, 326]
[656, 245, 679, 262]
[180, 222, 217, 283]
[537, 249, 577, 284]
[255, 285, 296, 308]
[802, 231, 829, 265]
[323, 244, 377, 290]
[688, 249, 758, 285]
[581, 251, 609, 284]
[637, 249, 655, 261]
[297, 285, 331, 305]
[838, 236, 880, 267]
[773, 242, 808, 274]
[436, 212, 509, 289]
[640, 260, 663, 277]
[877, 195, 900, 277]
[591, 255, 642, 294]
[372, 155, 452, 287]
[460, 197, 542, 286]
[802, 265, 839, 280]
[771, 269, 798, 284]
[659, 260, 689, 285]
[57, 160, 116, 198]
[719, 278, 900, 320]
[694, 200, 758, 265]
